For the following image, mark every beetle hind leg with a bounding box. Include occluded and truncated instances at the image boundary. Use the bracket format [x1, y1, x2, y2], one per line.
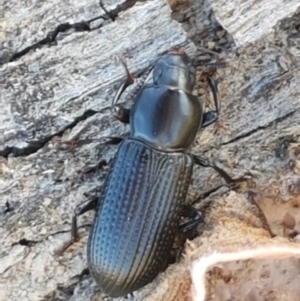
[170, 206, 202, 262]
[54, 198, 98, 256]
[192, 154, 253, 204]
[193, 154, 251, 185]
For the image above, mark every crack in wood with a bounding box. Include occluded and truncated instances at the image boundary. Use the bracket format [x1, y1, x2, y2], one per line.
[10, 223, 92, 251]
[0, 109, 99, 158]
[12, 238, 40, 247]
[221, 109, 298, 146]
[0, 250, 31, 275]
[41, 282, 78, 301]
[1, 0, 148, 65]
[40, 269, 92, 301]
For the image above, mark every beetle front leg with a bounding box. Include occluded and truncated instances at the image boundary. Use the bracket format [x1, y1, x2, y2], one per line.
[111, 56, 134, 123]
[202, 77, 220, 128]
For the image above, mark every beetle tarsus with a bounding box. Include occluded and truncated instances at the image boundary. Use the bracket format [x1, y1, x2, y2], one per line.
[71, 198, 98, 239]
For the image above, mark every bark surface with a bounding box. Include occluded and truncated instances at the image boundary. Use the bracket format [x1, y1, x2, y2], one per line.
[1, 0, 300, 300]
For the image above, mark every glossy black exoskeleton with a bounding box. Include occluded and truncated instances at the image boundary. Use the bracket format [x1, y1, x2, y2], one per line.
[59, 49, 245, 298]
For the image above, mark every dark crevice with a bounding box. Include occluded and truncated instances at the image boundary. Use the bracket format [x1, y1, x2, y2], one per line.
[12, 238, 40, 247]
[2, 0, 148, 65]
[71, 268, 90, 281]
[0, 109, 98, 158]
[222, 125, 271, 146]
[12, 223, 92, 249]
[42, 282, 77, 301]
[168, 0, 235, 56]
[221, 110, 297, 146]
[8, 22, 95, 63]
[4, 201, 13, 214]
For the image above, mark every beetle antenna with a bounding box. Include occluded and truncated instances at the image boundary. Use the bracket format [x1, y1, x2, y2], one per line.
[124, 63, 154, 102]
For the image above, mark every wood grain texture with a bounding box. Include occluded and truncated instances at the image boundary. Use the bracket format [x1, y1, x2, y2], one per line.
[209, 0, 300, 46]
[1, 0, 300, 300]
[0, 0, 195, 150]
[0, 1, 196, 300]
[1, 0, 123, 53]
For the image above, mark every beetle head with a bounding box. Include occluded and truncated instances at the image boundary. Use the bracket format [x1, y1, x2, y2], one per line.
[152, 50, 196, 92]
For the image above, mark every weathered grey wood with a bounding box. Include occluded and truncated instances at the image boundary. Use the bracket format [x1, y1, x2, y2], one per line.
[0, 1, 197, 301]
[1, 0, 123, 53]
[1, 0, 300, 301]
[0, 0, 195, 150]
[209, 0, 300, 46]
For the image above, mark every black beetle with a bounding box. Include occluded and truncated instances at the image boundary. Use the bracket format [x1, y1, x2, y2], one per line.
[58, 49, 245, 297]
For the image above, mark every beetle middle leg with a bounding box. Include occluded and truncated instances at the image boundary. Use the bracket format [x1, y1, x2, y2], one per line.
[194, 155, 236, 184]
[55, 136, 124, 255]
[76, 136, 124, 175]
[192, 154, 251, 203]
